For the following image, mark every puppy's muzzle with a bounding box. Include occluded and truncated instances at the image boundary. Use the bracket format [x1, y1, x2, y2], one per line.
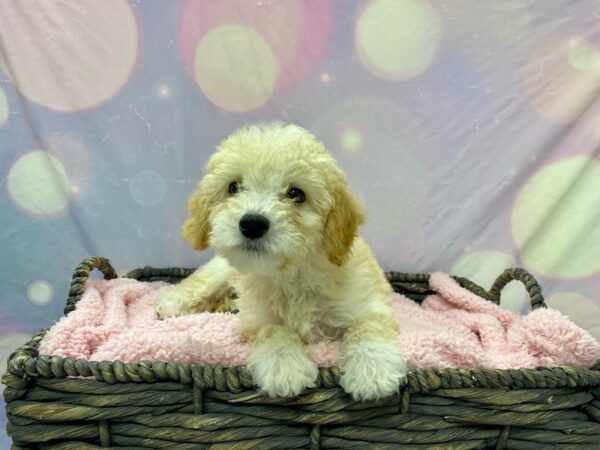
[239, 214, 270, 239]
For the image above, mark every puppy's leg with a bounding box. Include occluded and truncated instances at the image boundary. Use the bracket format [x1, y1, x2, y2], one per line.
[155, 255, 237, 318]
[245, 324, 318, 398]
[339, 312, 407, 401]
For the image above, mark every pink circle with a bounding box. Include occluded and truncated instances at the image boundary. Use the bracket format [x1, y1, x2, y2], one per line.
[179, 0, 334, 93]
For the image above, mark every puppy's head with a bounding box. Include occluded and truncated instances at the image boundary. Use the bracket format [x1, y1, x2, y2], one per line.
[182, 123, 364, 274]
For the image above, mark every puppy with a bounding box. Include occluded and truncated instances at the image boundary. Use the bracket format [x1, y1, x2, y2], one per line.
[156, 123, 407, 401]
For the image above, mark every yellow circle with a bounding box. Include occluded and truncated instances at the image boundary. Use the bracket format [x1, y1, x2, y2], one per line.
[569, 37, 600, 72]
[451, 250, 527, 312]
[512, 155, 600, 279]
[0, 0, 138, 112]
[194, 24, 278, 112]
[158, 85, 170, 97]
[8, 150, 70, 217]
[355, 0, 442, 81]
[0, 86, 8, 126]
[28, 280, 54, 305]
[339, 127, 364, 153]
[546, 292, 600, 341]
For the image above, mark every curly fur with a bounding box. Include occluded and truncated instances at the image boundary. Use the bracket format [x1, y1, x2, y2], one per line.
[155, 122, 407, 400]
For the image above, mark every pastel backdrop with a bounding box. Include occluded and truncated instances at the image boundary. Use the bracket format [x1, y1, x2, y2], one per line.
[1, 0, 600, 444]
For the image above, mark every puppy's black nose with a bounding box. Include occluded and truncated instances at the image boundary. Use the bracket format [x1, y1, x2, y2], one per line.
[239, 214, 270, 239]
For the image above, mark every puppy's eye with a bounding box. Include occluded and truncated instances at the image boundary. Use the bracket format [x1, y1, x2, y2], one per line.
[228, 182, 240, 195]
[287, 187, 305, 203]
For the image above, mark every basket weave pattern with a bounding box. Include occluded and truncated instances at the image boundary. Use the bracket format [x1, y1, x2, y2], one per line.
[3, 256, 600, 449]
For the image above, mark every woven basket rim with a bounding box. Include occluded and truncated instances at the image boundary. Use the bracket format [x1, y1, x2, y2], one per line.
[3, 256, 600, 395]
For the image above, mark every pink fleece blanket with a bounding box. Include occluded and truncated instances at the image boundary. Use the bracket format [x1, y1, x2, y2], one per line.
[39, 273, 600, 369]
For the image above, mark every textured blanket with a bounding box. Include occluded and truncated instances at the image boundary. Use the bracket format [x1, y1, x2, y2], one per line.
[39, 273, 600, 369]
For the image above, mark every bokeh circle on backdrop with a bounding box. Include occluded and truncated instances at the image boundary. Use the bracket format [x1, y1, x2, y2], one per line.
[355, 0, 443, 81]
[194, 24, 278, 113]
[7, 150, 71, 218]
[451, 250, 527, 312]
[129, 170, 167, 207]
[569, 37, 600, 72]
[338, 126, 365, 154]
[546, 292, 600, 341]
[512, 155, 600, 280]
[27, 280, 54, 305]
[180, 0, 334, 112]
[523, 36, 600, 123]
[0, 0, 138, 112]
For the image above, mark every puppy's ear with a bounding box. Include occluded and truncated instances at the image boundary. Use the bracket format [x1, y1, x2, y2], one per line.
[324, 184, 365, 266]
[181, 185, 212, 250]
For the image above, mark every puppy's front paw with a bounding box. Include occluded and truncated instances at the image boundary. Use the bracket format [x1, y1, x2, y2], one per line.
[248, 344, 318, 397]
[340, 341, 407, 401]
[155, 290, 190, 319]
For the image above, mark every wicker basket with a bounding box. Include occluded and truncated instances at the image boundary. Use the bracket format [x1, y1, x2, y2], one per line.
[3, 256, 600, 449]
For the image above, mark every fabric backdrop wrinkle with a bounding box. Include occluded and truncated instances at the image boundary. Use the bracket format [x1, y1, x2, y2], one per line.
[1, 0, 600, 444]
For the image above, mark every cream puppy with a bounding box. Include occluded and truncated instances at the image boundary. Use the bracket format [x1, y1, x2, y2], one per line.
[156, 123, 407, 401]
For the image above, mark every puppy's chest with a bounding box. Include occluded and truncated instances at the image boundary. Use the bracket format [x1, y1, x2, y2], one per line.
[271, 287, 346, 343]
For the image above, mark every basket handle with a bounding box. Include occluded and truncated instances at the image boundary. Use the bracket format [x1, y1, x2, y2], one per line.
[64, 256, 118, 315]
[487, 267, 546, 310]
